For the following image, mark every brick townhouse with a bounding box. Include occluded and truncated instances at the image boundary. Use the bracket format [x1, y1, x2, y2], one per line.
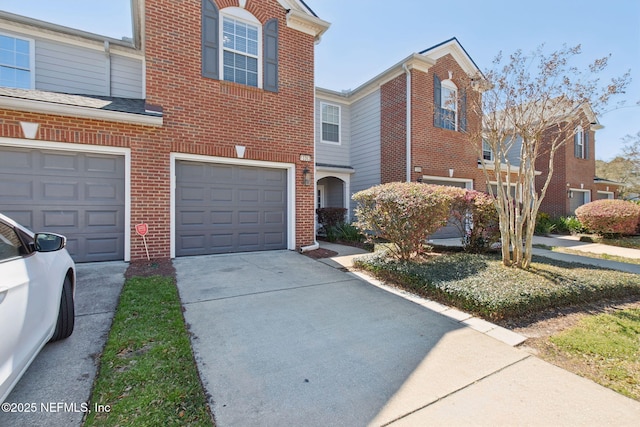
[0, 0, 329, 262]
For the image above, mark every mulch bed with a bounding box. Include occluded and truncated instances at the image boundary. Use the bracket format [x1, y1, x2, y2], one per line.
[125, 258, 176, 279]
[302, 248, 339, 259]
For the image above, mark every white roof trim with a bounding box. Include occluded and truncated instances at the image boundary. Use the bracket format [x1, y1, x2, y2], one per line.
[316, 53, 435, 105]
[0, 96, 162, 127]
[286, 9, 330, 40]
[421, 39, 481, 77]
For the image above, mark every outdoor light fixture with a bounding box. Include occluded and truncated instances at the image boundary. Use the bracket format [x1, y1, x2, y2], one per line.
[302, 167, 311, 186]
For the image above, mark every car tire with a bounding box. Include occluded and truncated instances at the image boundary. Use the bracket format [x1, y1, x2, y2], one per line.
[50, 275, 75, 342]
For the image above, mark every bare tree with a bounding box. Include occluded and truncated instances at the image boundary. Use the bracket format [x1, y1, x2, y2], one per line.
[466, 45, 630, 269]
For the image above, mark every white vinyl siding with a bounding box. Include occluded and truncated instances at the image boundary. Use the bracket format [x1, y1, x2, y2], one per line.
[316, 98, 350, 165]
[350, 90, 381, 215]
[111, 55, 143, 98]
[35, 39, 107, 95]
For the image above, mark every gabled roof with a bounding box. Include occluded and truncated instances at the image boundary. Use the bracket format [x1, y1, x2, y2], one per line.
[419, 37, 484, 78]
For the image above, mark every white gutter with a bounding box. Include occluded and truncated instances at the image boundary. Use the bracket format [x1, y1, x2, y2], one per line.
[403, 63, 411, 182]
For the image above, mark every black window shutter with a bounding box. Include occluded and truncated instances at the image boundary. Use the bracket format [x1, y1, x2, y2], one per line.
[584, 129, 589, 159]
[202, 0, 219, 79]
[263, 19, 279, 92]
[459, 90, 467, 132]
[433, 73, 441, 128]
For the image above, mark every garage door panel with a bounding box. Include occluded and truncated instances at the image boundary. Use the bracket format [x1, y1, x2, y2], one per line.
[0, 149, 31, 168]
[0, 179, 32, 199]
[211, 188, 232, 202]
[42, 152, 77, 172]
[176, 161, 287, 256]
[0, 147, 125, 262]
[422, 179, 468, 239]
[42, 181, 78, 200]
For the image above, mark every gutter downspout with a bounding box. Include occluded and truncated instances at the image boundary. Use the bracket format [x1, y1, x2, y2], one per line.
[299, 242, 320, 253]
[403, 63, 411, 182]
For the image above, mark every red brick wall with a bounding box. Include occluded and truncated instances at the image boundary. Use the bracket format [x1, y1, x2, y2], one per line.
[0, 0, 318, 260]
[410, 55, 484, 188]
[144, 0, 317, 255]
[379, 54, 484, 189]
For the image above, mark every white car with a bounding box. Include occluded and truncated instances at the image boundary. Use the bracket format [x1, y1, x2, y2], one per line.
[0, 212, 75, 403]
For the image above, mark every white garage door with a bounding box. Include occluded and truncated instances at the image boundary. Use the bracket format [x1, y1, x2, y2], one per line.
[175, 161, 287, 256]
[0, 146, 125, 262]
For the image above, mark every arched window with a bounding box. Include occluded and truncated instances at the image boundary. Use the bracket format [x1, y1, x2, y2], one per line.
[201, 1, 279, 92]
[220, 7, 261, 87]
[434, 74, 465, 131]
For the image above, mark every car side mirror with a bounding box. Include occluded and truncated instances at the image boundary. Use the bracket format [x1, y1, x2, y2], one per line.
[34, 233, 67, 252]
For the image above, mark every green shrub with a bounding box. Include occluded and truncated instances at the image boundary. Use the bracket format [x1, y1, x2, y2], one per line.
[317, 207, 347, 233]
[552, 216, 583, 234]
[352, 182, 452, 260]
[445, 188, 500, 252]
[575, 200, 640, 237]
[535, 212, 556, 235]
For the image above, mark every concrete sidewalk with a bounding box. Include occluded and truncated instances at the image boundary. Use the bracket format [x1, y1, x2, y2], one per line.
[430, 235, 640, 274]
[175, 250, 640, 427]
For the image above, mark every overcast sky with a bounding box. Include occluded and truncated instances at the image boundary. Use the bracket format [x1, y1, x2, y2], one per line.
[1, 0, 638, 160]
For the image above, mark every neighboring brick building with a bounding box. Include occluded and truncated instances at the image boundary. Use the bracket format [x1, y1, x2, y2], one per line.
[315, 38, 487, 237]
[534, 103, 617, 216]
[0, 0, 329, 262]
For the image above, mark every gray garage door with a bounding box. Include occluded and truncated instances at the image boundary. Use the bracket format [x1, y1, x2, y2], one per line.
[0, 147, 125, 262]
[423, 179, 467, 239]
[175, 161, 287, 256]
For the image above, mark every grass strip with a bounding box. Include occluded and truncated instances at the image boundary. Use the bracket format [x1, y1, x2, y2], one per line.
[84, 275, 213, 426]
[355, 251, 640, 320]
[533, 244, 640, 265]
[549, 308, 640, 400]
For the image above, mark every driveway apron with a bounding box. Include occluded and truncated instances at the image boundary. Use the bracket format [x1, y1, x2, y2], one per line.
[174, 251, 630, 426]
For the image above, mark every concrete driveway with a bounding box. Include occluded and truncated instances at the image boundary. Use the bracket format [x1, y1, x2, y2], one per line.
[0, 261, 127, 427]
[175, 251, 640, 426]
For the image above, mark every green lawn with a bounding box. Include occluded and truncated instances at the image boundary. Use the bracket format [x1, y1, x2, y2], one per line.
[549, 308, 640, 400]
[354, 251, 640, 320]
[533, 244, 640, 265]
[84, 275, 213, 427]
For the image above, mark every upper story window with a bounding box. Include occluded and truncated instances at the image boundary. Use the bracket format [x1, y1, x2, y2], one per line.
[574, 126, 589, 159]
[482, 141, 493, 161]
[434, 74, 466, 132]
[0, 34, 32, 89]
[222, 15, 260, 87]
[202, 2, 279, 92]
[440, 80, 457, 130]
[321, 103, 340, 143]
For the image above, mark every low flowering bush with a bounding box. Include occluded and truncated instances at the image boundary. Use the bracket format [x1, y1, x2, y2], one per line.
[448, 189, 500, 252]
[352, 182, 452, 260]
[575, 200, 640, 237]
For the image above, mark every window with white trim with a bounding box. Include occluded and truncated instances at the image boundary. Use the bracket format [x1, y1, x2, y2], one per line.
[440, 79, 457, 130]
[221, 12, 260, 87]
[321, 103, 340, 143]
[482, 141, 493, 161]
[574, 126, 585, 159]
[0, 34, 32, 89]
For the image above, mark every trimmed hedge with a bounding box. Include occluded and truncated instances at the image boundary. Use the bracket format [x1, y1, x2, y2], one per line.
[352, 182, 452, 260]
[575, 200, 640, 236]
